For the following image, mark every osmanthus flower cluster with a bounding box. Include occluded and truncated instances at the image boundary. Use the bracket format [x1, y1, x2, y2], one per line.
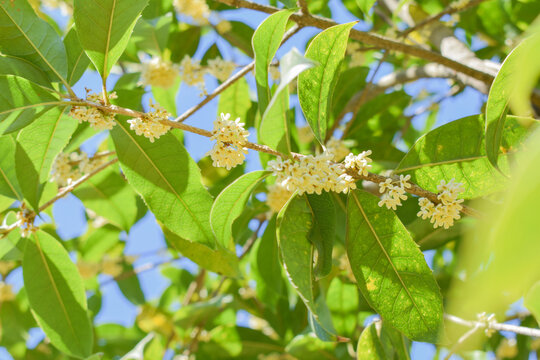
[266, 184, 294, 213]
[417, 179, 464, 229]
[208, 113, 249, 169]
[377, 174, 411, 210]
[16, 207, 38, 238]
[51, 151, 109, 186]
[179, 56, 237, 92]
[326, 136, 350, 161]
[140, 57, 179, 88]
[70, 91, 118, 130]
[207, 58, 237, 82]
[127, 100, 171, 142]
[173, 0, 210, 24]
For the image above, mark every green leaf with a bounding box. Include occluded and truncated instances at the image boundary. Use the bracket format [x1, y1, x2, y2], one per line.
[73, 0, 149, 79]
[0, 0, 68, 83]
[117, 262, 146, 305]
[221, 21, 255, 58]
[346, 190, 443, 342]
[357, 0, 377, 15]
[111, 118, 215, 247]
[0, 75, 63, 134]
[23, 231, 93, 358]
[277, 195, 338, 340]
[0, 135, 22, 200]
[152, 77, 180, 117]
[73, 165, 138, 231]
[326, 277, 359, 336]
[395, 115, 530, 199]
[252, 9, 295, 116]
[64, 26, 91, 86]
[250, 216, 284, 307]
[0, 54, 51, 87]
[260, 48, 315, 155]
[211, 170, 270, 249]
[169, 26, 200, 63]
[525, 282, 540, 326]
[306, 193, 335, 279]
[298, 22, 355, 144]
[16, 109, 77, 210]
[217, 77, 252, 123]
[132, 14, 172, 56]
[356, 322, 389, 360]
[485, 34, 539, 169]
[163, 226, 239, 277]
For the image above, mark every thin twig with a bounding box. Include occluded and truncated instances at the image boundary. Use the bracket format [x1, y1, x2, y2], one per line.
[100, 258, 177, 287]
[445, 314, 540, 338]
[444, 323, 482, 360]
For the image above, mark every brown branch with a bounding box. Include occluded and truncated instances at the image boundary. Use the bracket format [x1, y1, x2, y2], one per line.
[215, 0, 495, 84]
[297, 0, 309, 15]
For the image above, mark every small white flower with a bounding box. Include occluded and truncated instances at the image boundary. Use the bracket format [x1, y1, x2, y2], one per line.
[173, 0, 210, 24]
[326, 137, 350, 161]
[208, 113, 249, 170]
[207, 58, 236, 82]
[127, 101, 171, 142]
[344, 150, 373, 177]
[417, 179, 464, 229]
[70, 91, 117, 130]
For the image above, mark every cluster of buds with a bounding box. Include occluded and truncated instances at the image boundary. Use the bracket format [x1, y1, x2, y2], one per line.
[51, 151, 108, 186]
[179, 56, 206, 92]
[268, 153, 358, 195]
[344, 150, 373, 177]
[173, 0, 210, 24]
[377, 174, 411, 210]
[16, 206, 38, 238]
[70, 91, 118, 130]
[207, 58, 236, 82]
[266, 184, 294, 213]
[326, 137, 351, 161]
[140, 57, 179, 88]
[127, 100, 171, 142]
[417, 179, 464, 229]
[207, 113, 249, 170]
[477, 312, 497, 337]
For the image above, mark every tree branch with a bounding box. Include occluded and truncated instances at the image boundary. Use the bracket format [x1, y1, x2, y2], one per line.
[215, 0, 495, 84]
[445, 314, 540, 338]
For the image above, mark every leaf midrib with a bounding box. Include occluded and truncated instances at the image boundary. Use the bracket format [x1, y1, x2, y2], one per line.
[116, 121, 212, 242]
[0, 5, 68, 88]
[395, 155, 486, 172]
[351, 192, 432, 332]
[33, 234, 83, 353]
[102, 0, 117, 77]
[0, 166, 20, 200]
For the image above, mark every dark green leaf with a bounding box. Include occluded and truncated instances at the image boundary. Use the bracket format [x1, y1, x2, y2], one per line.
[0, 135, 22, 200]
[73, 0, 149, 79]
[211, 170, 270, 249]
[132, 14, 172, 56]
[64, 26, 91, 86]
[117, 262, 146, 305]
[0, 54, 51, 87]
[111, 118, 215, 247]
[252, 9, 295, 115]
[298, 22, 355, 144]
[306, 192, 335, 279]
[221, 21, 255, 58]
[346, 190, 443, 342]
[23, 231, 93, 358]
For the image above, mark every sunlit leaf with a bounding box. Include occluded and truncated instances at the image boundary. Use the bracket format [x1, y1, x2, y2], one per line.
[64, 26, 91, 86]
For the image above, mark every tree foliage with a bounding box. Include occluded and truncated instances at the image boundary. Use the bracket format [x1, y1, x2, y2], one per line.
[0, 0, 539, 359]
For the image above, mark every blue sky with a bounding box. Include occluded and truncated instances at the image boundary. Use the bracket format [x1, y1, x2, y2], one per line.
[0, 1, 509, 359]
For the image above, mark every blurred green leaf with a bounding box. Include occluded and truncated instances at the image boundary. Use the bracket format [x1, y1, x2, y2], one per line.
[217, 77, 252, 123]
[525, 282, 540, 326]
[346, 190, 443, 342]
[132, 14, 172, 56]
[298, 22, 355, 144]
[23, 230, 93, 358]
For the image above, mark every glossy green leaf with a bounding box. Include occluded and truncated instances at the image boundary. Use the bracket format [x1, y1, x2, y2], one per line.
[23, 231, 93, 358]
[73, 0, 149, 79]
[0, 54, 51, 87]
[15, 109, 77, 210]
[217, 77, 251, 123]
[211, 170, 270, 248]
[298, 22, 355, 144]
[0, 135, 22, 200]
[306, 192, 335, 279]
[252, 9, 295, 115]
[152, 77, 180, 117]
[64, 26, 91, 86]
[357, 322, 389, 360]
[485, 34, 538, 169]
[0, 75, 63, 134]
[395, 115, 530, 199]
[73, 165, 138, 231]
[277, 195, 338, 340]
[346, 190, 443, 342]
[0, 0, 68, 83]
[163, 226, 240, 277]
[111, 119, 215, 247]
[260, 48, 315, 155]
[525, 282, 540, 326]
